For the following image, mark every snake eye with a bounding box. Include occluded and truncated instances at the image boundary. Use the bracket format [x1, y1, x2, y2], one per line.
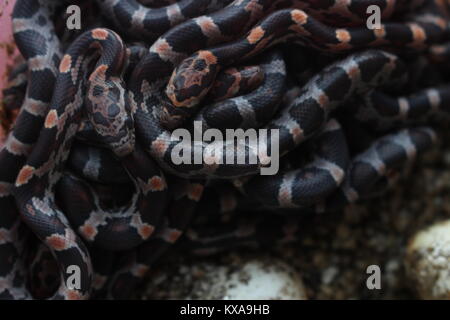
[107, 104, 120, 118]
[92, 112, 109, 127]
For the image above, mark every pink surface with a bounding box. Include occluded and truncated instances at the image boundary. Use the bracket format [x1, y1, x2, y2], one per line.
[0, 0, 17, 92]
[0, 0, 17, 143]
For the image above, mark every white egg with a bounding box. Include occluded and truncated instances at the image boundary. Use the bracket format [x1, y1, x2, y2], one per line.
[405, 219, 450, 299]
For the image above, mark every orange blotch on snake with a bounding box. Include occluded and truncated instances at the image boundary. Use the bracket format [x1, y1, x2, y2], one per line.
[138, 225, 155, 239]
[198, 50, 217, 65]
[188, 183, 204, 202]
[433, 17, 448, 29]
[153, 38, 171, 54]
[16, 165, 35, 186]
[133, 265, 149, 277]
[290, 127, 303, 142]
[46, 234, 68, 251]
[197, 16, 217, 34]
[347, 65, 360, 79]
[167, 229, 182, 243]
[318, 93, 329, 107]
[91, 28, 109, 40]
[45, 110, 58, 128]
[151, 139, 169, 156]
[373, 25, 386, 39]
[59, 54, 72, 73]
[80, 225, 97, 240]
[278, 190, 291, 203]
[336, 29, 351, 43]
[66, 290, 83, 300]
[89, 64, 108, 82]
[410, 24, 426, 46]
[149, 176, 166, 191]
[247, 26, 265, 44]
[291, 10, 308, 25]
[431, 45, 446, 56]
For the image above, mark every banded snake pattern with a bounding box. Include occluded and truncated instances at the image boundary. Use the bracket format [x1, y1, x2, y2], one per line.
[0, 0, 450, 299]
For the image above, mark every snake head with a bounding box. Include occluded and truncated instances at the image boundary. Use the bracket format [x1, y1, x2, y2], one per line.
[86, 73, 135, 157]
[166, 50, 220, 110]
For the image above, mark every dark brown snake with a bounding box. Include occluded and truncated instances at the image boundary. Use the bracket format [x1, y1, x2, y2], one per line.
[0, 0, 449, 299]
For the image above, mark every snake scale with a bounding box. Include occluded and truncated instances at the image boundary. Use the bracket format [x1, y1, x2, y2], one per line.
[0, 0, 449, 299]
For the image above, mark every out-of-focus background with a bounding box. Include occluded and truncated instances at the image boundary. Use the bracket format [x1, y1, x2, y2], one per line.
[0, 0, 18, 143]
[0, 0, 18, 91]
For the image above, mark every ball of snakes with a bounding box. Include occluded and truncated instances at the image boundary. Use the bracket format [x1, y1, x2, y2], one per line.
[0, 0, 449, 300]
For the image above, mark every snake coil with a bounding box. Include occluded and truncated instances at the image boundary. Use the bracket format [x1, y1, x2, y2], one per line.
[0, 0, 449, 299]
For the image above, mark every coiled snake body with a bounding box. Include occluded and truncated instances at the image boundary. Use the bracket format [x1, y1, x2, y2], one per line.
[1, 0, 450, 299]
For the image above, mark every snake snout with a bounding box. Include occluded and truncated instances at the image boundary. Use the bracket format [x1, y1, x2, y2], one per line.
[111, 104, 135, 157]
[166, 51, 221, 109]
[111, 129, 135, 158]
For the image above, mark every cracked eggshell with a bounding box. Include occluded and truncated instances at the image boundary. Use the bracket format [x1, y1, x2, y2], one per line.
[405, 219, 450, 300]
[187, 257, 308, 300]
